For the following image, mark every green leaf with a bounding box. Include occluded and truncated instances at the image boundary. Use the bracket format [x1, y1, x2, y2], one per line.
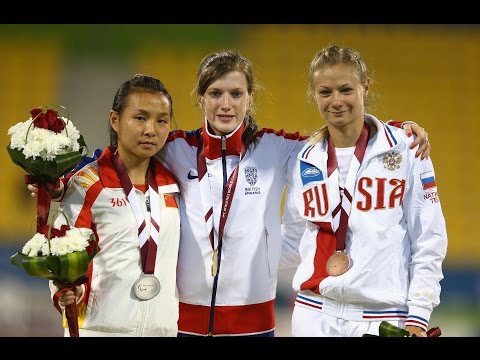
[10, 252, 56, 279]
[10, 252, 22, 267]
[58, 250, 91, 283]
[46, 255, 60, 276]
[10, 231, 97, 283]
[378, 321, 410, 337]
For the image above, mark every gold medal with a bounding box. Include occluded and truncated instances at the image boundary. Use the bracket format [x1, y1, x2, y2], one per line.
[326, 251, 350, 276]
[211, 249, 218, 277]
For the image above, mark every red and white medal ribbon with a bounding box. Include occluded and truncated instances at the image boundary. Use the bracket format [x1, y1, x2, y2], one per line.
[196, 124, 246, 277]
[111, 149, 161, 275]
[327, 122, 370, 252]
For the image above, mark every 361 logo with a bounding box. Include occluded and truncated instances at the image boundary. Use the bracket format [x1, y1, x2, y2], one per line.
[111, 197, 128, 207]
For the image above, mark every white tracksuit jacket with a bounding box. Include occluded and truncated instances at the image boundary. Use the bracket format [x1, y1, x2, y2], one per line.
[52, 146, 181, 337]
[157, 119, 307, 336]
[291, 114, 448, 332]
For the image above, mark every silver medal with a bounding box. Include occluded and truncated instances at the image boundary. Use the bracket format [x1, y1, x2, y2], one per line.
[133, 274, 160, 300]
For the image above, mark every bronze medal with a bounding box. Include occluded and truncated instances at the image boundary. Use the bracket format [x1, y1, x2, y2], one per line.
[211, 249, 219, 277]
[326, 251, 350, 276]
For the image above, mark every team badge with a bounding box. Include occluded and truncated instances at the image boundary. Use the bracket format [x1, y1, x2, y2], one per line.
[300, 161, 324, 185]
[244, 166, 258, 186]
[383, 151, 402, 171]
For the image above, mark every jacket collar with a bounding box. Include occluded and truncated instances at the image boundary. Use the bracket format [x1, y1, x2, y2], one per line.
[201, 117, 245, 160]
[97, 146, 176, 188]
[298, 114, 401, 168]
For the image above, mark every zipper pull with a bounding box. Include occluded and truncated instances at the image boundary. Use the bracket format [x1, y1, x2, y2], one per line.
[145, 196, 151, 212]
[221, 136, 226, 151]
[211, 249, 218, 277]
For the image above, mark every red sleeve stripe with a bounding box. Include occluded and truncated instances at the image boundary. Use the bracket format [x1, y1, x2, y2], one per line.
[300, 222, 336, 294]
[167, 129, 201, 147]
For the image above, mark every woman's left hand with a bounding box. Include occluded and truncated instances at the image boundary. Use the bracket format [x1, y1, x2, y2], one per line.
[403, 122, 430, 160]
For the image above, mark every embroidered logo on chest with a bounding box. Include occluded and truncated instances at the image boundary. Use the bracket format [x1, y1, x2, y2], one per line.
[300, 161, 324, 185]
[383, 151, 402, 171]
[244, 166, 260, 195]
[244, 166, 258, 186]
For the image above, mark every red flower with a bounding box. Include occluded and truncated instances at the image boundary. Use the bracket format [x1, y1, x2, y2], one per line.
[31, 108, 65, 133]
[38, 224, 71, 239]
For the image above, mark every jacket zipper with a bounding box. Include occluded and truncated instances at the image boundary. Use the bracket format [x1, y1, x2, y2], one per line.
[207, 135, 227, 336]
[137, 300, 148, 336]
[264, 228, 271, 278]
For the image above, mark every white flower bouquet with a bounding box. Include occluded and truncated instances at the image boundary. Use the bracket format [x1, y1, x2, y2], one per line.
[12, 224, 95, 282]
[7, 106, 87, 181]
[7, 106, 88, 230]
[10, 214, 98, 337]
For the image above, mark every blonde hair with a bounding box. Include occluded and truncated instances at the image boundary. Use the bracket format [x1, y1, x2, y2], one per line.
[307, 45, 372, 144]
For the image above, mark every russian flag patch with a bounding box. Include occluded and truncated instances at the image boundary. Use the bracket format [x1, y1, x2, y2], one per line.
[420, 171, 436, 190]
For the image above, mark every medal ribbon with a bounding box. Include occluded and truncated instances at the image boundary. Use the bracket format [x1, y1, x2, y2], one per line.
[196, 133, 246, 261]
[327, 122, 369, 251]
[111, 149, 161, 274]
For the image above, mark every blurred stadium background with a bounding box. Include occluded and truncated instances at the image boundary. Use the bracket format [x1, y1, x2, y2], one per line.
[0, 24, 478, 337]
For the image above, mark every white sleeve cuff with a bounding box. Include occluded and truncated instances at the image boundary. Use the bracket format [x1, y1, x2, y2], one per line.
[76, 284, 85, 304]
[406, 306, 432, 331]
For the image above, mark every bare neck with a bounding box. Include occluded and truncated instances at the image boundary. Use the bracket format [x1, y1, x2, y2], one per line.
[118, 150, 150, 184]
[328, 122, 364, 148]
[328, 121, 376, 148]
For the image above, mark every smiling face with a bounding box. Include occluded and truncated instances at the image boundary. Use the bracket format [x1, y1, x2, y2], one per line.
[110, 90, 171, 165]
[198, 70, 252, 136]
[313, 63, 369, 130]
